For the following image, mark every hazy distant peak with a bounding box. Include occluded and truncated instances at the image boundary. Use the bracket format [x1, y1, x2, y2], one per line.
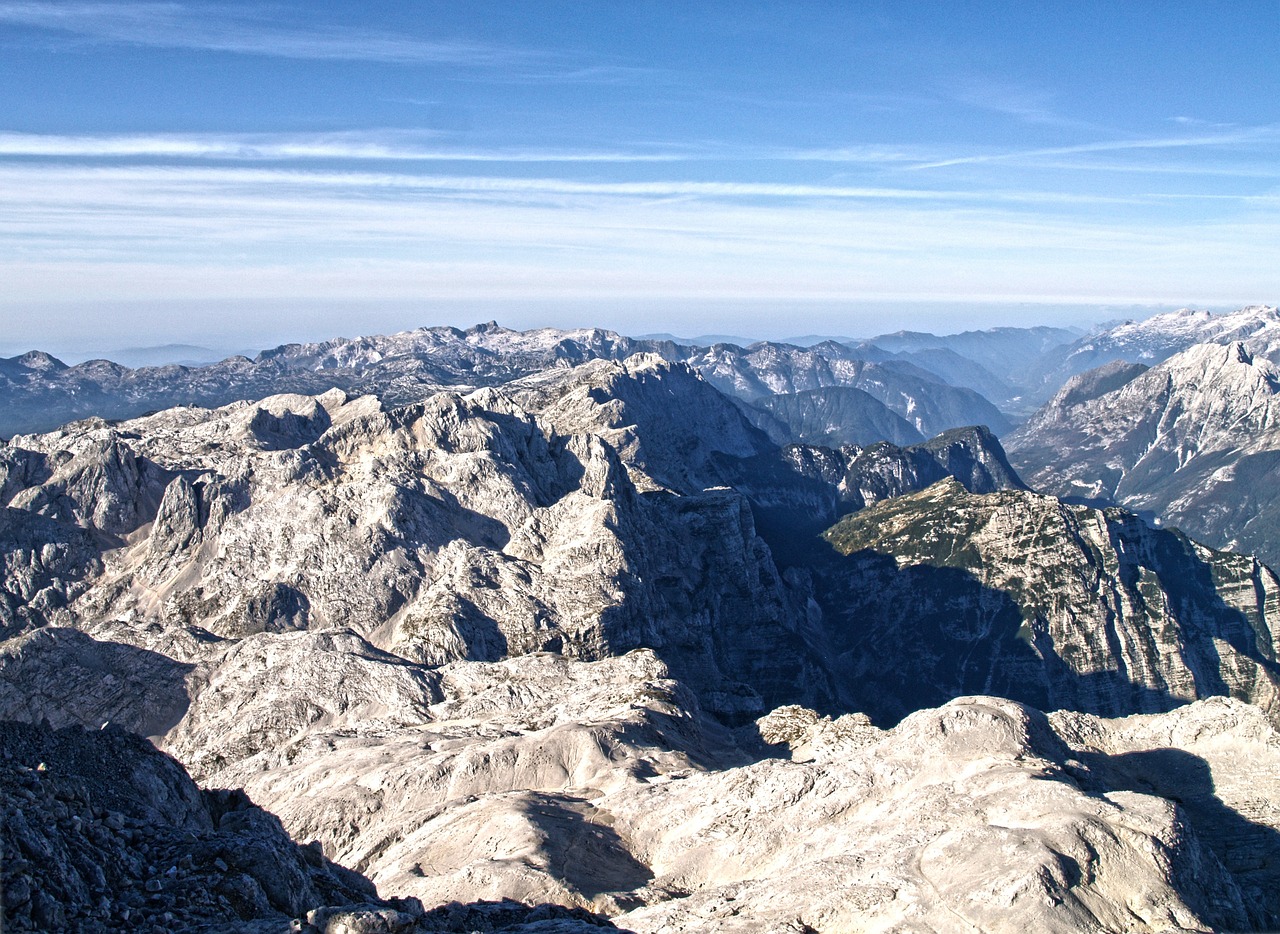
[10, 350, 67, 372]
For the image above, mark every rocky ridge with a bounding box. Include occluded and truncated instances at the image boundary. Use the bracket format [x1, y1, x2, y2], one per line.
[1040, 304, 1280, 393]
[1008, 340, 1280, 567]
[821, 478, 1280, 726]
[0, 323, 1012, 440]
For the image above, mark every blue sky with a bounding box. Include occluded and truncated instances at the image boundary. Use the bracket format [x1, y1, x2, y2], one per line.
[1, 1, 1278, 353]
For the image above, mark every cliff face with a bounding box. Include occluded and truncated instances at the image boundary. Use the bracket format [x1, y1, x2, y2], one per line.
[821, 478, 1280, 726]
[1008, 341, 1280, 567]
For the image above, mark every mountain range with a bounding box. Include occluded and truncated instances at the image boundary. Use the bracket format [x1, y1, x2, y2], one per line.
[5, 307, 1280, 932]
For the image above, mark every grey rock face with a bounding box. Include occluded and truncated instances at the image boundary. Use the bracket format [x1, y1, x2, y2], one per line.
[749, 386, 925, 448]
[821, 478, 1280, 726]
[0, 363, 830, 720]
[0, 504, 103, 638]
[0, 721, 388, 933]
[1008, 341, 1280, 567]
[0, 627, 193, 736]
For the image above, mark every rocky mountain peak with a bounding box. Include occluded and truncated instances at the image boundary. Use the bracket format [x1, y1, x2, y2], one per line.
[14, 350, 68, 372]
[1047, 359, 1150, 409]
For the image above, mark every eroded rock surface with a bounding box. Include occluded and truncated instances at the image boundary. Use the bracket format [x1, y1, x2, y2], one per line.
[0, 721, 387, 933]
[1008, 340, 1280, 568]
[821, 478, 1280, 725]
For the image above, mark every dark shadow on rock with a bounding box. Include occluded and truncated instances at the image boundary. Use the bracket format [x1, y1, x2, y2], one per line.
[591, 488, 837, 727]
[814, 551, 1053, 725]
[449, 595, 511, 662]
[0, 627, 194, 737]
[397, 485, 513, 552]
[0, 721, 388, 930]
[0, 507, 105, 639]
[522, 794, 653, 901]
[418, 897, 629, 931]
[246, 403, 332, 450]
[237, 582, 312, 636]
[608, 706, 754, 773]
[811, 548, 1245, 728]
[1078, 746, 1280, 932]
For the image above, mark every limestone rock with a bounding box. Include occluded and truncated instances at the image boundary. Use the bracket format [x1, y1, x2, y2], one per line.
[1008, 340, 1280, 567]
[0, 721, 387, 933]
[820, 478, 1280, 726]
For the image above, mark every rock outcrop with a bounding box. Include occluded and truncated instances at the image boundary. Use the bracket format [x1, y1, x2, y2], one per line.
[0, 366, 831, 721]
[1008, 340, 1280, 567]
[820, 478, 1280, 726]
[0, 721, 388, 932]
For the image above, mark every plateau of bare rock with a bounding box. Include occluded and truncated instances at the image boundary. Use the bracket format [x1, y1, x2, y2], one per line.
[12, 629, 1278, 933]
[614, 695, 1274, 934]
[820, 478, 1280, 726]
[1008, 339, 1280, 567]
[1050, 697, 1280, 929]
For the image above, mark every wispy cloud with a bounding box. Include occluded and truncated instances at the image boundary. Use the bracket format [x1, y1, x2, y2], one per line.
[947, 75, 1115, 135]
[0, 131, 961, 168]
[910, 125, 1280, 170]
[0, 131, 692, 163]
[0, 1, 539, 67]
[0, 162, 1152, 207]
[1, 161, 1276, 310]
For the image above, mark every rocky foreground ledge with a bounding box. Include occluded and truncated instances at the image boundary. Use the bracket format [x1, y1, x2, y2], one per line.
[0, 720, 620, 933]
[5, 684, 1280, 933]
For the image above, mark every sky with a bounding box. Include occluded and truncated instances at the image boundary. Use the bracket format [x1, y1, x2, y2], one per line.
[1, 1, 1278, 355]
